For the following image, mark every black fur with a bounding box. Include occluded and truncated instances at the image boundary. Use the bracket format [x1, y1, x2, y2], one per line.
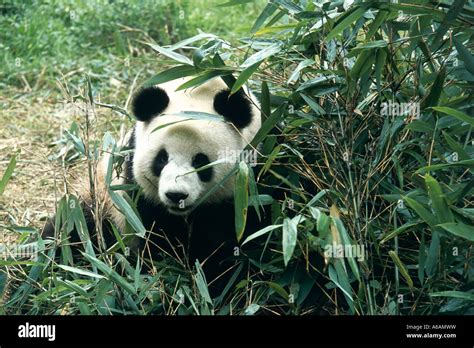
[131, 86, 169, 122]
[134, 195, 270, 292]
[192, 153, 213, 182]
[213, 89, 253, 129]
[151, 148, 168, 177]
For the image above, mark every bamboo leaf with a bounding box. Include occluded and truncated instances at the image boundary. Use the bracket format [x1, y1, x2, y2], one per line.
[422, 67, 446, 108]
[282, 217, 298, 266]
[82, 253, 136, 295]
[142, 65, 200, 87]
[145, 43, 193, 65]
[251, 2, 278, 34]
[430, 291, 474, 301]
[454, 37, 474, 74]
[432, 0, 467, 46]
[58, 265, 105, 279]
[242, 224, 282, 245]
[0, 155, 16, 195]
[403, 196, 437, 227]
[425, 174, 454, 223]
[231, 62, 261, 94]
[389, 251, 414, 289]
[241, 43, 282, 68]
[325, 5, 368, 42]
[176, 70, 228, 91]
[235, 161, 249, 242]
[432, 106, 474, 127]
[437, 223, 474, 242]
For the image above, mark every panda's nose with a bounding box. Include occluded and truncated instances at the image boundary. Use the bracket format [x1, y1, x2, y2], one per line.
[165, 191, 189, 204]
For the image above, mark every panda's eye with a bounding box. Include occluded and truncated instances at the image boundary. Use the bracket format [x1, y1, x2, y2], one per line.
[152, 149, 168, 176]
[192, 153, 210, 168]
[192, 153, 213, 182]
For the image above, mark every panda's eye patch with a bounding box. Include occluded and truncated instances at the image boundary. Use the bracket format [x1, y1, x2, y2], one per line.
[152, 149, 168, 177]
[192, 153, 213, 182]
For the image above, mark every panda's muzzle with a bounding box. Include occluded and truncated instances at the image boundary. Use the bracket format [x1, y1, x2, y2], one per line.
[164, 191, 193, 215]
[165, 191, 188, 204]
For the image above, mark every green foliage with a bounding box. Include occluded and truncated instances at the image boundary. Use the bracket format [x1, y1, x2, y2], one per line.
[1, 0, 473, 315]
[0, 0, 263, 91]
[130, 0, 474, 315]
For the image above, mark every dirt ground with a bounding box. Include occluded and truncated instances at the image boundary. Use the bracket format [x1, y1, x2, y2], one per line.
[0, 84, 127, 238]
[1, 90, 63, 230]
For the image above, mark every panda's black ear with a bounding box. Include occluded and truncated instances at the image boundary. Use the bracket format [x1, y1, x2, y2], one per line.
[213, 89, 253, 129]
[131, 86, 170, 122]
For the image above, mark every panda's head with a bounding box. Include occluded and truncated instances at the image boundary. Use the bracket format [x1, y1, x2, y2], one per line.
[130, 77, 261, 215]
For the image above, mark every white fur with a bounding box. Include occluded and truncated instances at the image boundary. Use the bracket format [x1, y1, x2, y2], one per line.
[132, 77, 261, 215]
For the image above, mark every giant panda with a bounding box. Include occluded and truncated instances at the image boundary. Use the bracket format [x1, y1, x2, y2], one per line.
[42, 76, 270, 290]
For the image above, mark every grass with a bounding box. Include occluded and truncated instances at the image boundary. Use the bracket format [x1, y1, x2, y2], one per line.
[1, 0, 473, 315]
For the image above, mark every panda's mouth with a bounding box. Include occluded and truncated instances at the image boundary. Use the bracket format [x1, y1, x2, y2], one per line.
[167, 205, 194, 215]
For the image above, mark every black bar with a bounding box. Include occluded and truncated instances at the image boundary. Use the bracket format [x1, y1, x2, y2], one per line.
[0, 315, 472, 346]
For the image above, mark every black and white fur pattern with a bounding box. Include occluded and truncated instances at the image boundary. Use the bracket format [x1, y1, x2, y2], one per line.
[43, 77, 268, 286]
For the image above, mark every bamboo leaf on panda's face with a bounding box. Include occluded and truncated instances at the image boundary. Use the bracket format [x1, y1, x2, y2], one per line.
[193, 163, 239, 209]
[174, 111, 225, 122]
[177, 158, 230, 178]
[235, 161, 249, 242]
[151, 112, 224, 134]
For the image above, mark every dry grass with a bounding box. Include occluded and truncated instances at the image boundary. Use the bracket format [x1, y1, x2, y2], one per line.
[0, 89, 62, 230]
[0, 82, 130, 238]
